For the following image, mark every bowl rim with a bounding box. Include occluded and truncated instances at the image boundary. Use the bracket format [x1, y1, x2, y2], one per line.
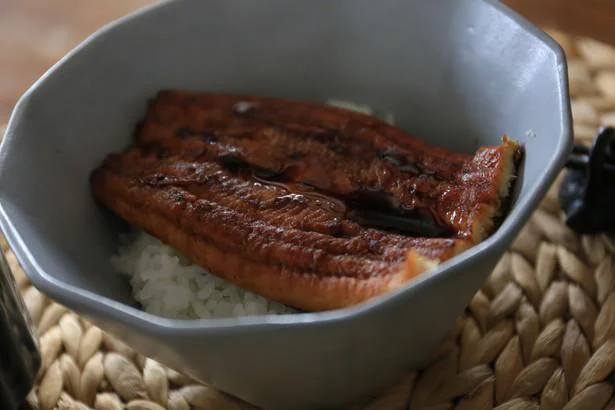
[0, 0, 572, 334]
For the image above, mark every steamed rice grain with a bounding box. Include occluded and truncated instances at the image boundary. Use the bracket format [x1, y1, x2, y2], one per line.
[112, 232, 296, 319]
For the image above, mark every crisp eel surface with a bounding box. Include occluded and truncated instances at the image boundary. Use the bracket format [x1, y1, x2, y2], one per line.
[91, 91, 522, 311]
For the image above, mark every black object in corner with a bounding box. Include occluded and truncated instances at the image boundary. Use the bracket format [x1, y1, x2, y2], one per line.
[559, 127, 615, 234]
[0, 250, 40, 410]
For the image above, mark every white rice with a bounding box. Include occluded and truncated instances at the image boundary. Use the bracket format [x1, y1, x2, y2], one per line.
[112, 100, 393, 319]
[112, 232, 297, 319]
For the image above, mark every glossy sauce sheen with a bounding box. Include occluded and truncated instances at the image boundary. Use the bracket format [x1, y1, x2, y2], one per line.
[129, 92, 504, 242]
[91, 91, 520, 310]
[214, 153, 453, 237]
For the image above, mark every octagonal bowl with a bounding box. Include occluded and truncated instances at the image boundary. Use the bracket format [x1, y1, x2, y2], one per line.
[0, 0, 571, 408]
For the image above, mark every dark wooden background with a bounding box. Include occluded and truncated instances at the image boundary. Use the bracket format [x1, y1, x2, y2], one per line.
[1, 0, 613, 125]
[0, 0, 152, 124]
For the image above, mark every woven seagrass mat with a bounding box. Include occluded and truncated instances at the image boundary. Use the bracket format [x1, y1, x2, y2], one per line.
[7, 29, 615, 410]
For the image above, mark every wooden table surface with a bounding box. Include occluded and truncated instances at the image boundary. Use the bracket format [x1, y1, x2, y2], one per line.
[1, 1, 612, 125]
[0, 0, 152, 124]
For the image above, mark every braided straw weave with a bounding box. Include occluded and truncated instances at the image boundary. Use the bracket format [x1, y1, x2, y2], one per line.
[7, 30, 615, 410]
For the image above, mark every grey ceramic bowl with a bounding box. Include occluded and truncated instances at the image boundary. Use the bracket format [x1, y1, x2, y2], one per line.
[0, 0, 571, 408]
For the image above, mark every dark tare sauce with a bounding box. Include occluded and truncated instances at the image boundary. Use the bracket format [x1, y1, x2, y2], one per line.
[342, 188, 452, 237]
[377, 148, 440, 179]
[216, 154, 452, 238]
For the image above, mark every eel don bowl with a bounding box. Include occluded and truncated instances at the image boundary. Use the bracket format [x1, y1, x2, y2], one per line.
[0, 0, 571, 408]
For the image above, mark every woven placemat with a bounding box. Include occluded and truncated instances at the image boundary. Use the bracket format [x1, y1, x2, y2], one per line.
[8, 29, 615, 410]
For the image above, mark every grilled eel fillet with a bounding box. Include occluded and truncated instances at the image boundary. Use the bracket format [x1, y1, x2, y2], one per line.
[91, 91, 522, 311]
